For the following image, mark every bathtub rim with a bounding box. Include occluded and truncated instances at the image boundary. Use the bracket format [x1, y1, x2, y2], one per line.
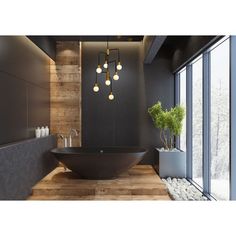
[51, 146, 147, 155]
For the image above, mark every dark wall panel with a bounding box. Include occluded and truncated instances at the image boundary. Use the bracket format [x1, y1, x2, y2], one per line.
[82, 42, 141, 147]
[0, 36, 50, 89]
[139, 58, 174, 164]
[0, 72, 27, 144]
[0, 36, 50, 145]
[82, 42, 174, 164]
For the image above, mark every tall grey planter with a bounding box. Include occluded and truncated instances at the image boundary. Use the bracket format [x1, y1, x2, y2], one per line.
[154, 148, 186, 178]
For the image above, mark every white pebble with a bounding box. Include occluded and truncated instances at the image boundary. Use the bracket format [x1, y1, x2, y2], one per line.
[162, 177, 208, 201]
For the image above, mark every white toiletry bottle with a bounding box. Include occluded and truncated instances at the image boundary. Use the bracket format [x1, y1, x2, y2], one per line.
[45, 126, 49, 136]
[35, 127, 41, 138]
[41, 126, 45, 137]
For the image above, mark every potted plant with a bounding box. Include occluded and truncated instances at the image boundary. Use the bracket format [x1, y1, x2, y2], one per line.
[148, 101, 186, 178]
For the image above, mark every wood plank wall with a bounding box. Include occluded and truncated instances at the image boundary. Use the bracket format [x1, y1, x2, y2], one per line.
[50, 41, 81, 147]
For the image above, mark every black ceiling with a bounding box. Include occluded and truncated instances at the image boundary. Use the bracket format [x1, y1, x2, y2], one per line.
[28, 35, 220, 62]
[157, 35, 219, 59]
[49, 36, 144, 42]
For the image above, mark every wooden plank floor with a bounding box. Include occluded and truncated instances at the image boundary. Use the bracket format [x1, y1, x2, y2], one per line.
[28, 165, 171, 200]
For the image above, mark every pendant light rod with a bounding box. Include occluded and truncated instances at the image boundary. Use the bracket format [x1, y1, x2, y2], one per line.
[110, 73, 113, 92]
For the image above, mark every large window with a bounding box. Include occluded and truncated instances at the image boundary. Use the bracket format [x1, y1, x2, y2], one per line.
[192, 56, 203, 187]
[210, 38, 230, 200]
[176, 36, 230, 200]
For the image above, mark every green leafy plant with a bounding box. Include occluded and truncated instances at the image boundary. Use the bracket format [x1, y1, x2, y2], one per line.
[148, 101, 185, 150]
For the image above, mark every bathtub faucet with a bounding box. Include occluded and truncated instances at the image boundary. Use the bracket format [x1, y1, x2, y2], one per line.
[58, 134, 68, 147]
[68, 129, 79, 147]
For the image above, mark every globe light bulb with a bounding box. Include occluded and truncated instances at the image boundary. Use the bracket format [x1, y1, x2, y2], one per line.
[105, 79, 111, 86]
[113, 72, 119, 81]
[108, 92, 114, 100]
[93, 83, 99, 92]
[96, 65, 102, 73]
[103, 61, 108, 69]
[116, 62, 122, 70]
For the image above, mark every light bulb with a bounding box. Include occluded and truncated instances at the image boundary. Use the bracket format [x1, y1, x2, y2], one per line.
[103, 61, 108, 69]
[105, 79, 111, 86]
[96, 65, 102, 73]
[93, 83, 99, 92]
[113, 73, 119, 81]
[108, 92, 114, 100]
[116, 62, 122, 70]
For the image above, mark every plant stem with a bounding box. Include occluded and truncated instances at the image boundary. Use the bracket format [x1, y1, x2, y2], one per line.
[170, 133, 173, 150]
[163, 130, 169, 150]
[160, 130, 165, 148]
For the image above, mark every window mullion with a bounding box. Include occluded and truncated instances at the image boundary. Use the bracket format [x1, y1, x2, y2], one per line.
[230, 36, 236, 200]
[203, 51, 211, 194]
[175, 73, 180, 149]
[186, 64, 193, 179]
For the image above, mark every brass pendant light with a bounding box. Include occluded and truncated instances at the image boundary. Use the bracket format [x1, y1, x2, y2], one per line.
[93, 39, 122, 101]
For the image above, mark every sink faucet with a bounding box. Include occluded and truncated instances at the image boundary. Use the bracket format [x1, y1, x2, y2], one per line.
[68, 129, 79, 147]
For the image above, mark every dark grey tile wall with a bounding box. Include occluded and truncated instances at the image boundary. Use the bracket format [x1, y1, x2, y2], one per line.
[0, 36, 51, 145]
[0, 135, 58, 200]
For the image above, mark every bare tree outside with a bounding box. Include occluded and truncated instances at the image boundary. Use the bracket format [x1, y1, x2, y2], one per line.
[192, 56, 203, 187]
[210, 38, 230, 200]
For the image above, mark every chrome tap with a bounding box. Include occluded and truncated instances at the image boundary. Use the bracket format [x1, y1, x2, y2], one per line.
[68, 129, 79, 147]
[58, 134, 68, 171]
[58, 134, 68, 147]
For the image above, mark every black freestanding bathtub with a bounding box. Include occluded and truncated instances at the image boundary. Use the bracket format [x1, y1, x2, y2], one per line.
[51, 147, 147, 179]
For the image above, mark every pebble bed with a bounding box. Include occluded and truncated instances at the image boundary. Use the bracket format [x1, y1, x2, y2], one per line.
[162, 177, 208, 201]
